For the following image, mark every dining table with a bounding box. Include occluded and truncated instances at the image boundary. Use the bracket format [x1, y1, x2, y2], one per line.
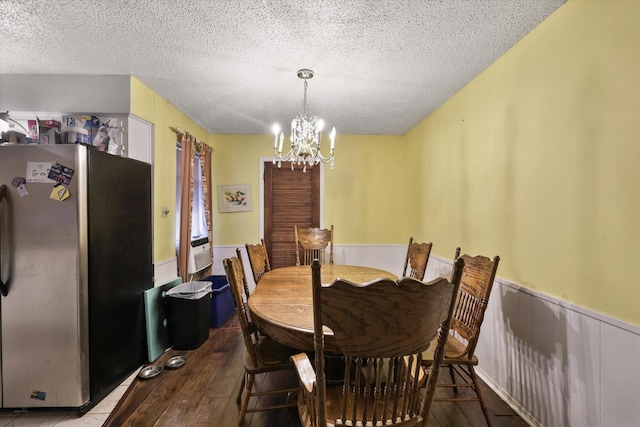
[248, 264, 397, 354]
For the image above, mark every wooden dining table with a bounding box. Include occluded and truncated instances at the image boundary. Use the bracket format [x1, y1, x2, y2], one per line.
[248, 264, 397, 353]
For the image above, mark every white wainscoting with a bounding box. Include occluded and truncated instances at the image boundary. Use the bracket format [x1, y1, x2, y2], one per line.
[211, 246, 242, 275]
[212, 244, 640, 427]
[211, 243, 408, 293]
[426, 255, 640, 427]
[153, 257, 178, 286]
[213, 244, 407, 274]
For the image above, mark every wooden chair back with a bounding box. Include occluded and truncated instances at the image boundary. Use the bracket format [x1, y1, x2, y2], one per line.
[223, 257, 259, 365]
[401, 237, 433, 281]
[245, 238, 271, 284]
[234, 248, 253, 302]
[300, 258, 464, 427]
[295, 225, 334, 265]
[449, 248, 500, 358]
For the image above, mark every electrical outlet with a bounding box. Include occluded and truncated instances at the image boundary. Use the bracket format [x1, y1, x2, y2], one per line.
[161, 206, 169, 218]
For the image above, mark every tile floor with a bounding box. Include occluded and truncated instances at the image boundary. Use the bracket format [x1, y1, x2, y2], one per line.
[0, 371, 136, 427]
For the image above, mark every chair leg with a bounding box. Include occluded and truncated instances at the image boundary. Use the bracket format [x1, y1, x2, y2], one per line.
[236, 372, 246, 405]
[468, 366, 492, 427]
[447, 364, 458, 394]
[238, 371, 255, 427]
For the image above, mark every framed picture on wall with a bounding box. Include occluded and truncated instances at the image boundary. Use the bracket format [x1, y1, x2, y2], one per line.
[217, 183, 252, 213]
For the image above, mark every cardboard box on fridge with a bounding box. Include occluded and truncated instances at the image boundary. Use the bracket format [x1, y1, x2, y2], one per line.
[26, 120, 39, 139]
[39, 128, 61, 145]
[62, 115, 100, 144]
[36, 119, 61, 128]
[34, 118, 62, 144]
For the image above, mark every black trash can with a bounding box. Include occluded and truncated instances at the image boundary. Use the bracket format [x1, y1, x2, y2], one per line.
[166, 281, 212, 350]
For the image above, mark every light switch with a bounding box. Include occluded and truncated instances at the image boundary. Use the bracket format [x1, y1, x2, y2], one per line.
[161, 206, 169, 218]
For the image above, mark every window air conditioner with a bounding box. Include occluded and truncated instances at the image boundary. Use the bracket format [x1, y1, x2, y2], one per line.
[188, 237, 212, 274]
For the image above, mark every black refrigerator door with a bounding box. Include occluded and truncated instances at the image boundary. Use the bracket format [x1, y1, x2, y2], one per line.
[86, 149, 152, 404]
[0, 184, 8, 296]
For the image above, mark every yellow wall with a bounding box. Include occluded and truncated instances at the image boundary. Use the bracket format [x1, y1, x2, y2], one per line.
[128, 0, 638, 325]
[128, 80, 406, 259]
[210, 134, 406, 245]
[129, 77, 210, 263]
[208, 134, 269, 245]
[405, 0, 640, 325]
[324, 135, 406, 244]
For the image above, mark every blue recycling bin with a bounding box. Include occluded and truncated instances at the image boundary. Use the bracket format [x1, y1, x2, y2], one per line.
[202, 276, 236, 328]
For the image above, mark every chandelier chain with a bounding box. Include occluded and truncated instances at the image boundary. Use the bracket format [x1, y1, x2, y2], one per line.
[303, 80, 309, 116]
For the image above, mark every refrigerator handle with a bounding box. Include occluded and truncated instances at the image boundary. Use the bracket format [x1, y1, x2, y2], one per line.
[0, 184, 7, 296]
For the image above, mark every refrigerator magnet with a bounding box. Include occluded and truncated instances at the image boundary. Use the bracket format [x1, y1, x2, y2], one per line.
[30, 390, 46, 401]
[47, 162, 75, 186]
[12, 177, 28, 197]
[26, 161, 55, 183]
[11, 176, 26, 187]
[50, 184, 70, 201]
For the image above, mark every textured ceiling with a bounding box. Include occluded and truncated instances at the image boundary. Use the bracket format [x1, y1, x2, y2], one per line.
[0, 0, 565, 135]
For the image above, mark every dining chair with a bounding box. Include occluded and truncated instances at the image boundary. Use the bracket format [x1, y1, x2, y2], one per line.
[294, 225, 334, 265]
[234, 248, 253, 302]
[401, 237, 433, 281]
[420, 248, 500, 427]
[290, 258, 464, 427]
[235, 248, 272, 341]
[222, 257, 298, 427]
[244, 238, 271, 284]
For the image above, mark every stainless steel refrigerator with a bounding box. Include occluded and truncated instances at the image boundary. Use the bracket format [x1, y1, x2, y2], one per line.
[0, 143, 152, 412]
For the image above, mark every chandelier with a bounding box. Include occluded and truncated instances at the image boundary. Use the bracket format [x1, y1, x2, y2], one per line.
[272, 69, 336, 172]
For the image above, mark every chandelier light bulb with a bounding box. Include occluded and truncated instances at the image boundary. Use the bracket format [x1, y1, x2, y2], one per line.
[272, 124, 280, 149]
[330, 127, 336, 151]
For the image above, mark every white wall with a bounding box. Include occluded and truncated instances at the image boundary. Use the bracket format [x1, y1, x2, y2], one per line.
[0, 74, 131, 113]
[211, 244, 407, 292]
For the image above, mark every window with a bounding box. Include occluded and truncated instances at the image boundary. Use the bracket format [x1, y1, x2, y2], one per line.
[176, 141, 208, 251]
[190, 152, 208, 239]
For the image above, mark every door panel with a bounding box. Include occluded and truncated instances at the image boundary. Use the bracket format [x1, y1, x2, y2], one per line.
[264, 162, 320, 269]
[0, 145, 86, 408]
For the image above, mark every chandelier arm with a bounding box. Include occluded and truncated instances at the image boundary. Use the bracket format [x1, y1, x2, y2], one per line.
[315, 152, 335, 163]
[316, 151, 334, 161]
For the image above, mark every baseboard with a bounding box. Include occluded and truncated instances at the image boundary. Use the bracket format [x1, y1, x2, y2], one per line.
[475, 368, 541, 427]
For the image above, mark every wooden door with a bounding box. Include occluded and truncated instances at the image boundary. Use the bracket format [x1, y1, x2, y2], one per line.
[264, 162, 320, 268]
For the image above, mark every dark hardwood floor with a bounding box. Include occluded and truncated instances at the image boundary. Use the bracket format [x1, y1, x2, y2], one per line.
[104, 317, 528, 427]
